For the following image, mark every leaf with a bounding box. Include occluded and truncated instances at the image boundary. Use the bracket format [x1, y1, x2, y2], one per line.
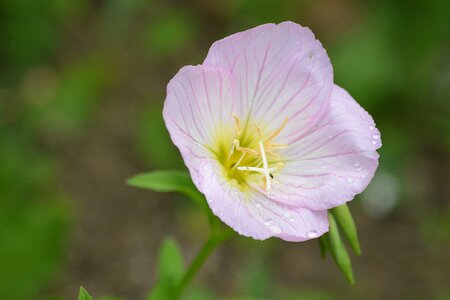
[326, 213, 355, 284]
[157, 237, 185, 281]
[331, 204, 361, 255]
[79, 287, 93, 300]
[127, 170, 205, 207]
[148, 237, 185, 300]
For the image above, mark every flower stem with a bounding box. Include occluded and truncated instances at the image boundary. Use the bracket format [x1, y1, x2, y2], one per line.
[174, 226, 231, 299]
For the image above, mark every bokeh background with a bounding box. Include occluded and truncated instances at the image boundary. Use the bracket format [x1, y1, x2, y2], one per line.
[1, 0, 449, 299]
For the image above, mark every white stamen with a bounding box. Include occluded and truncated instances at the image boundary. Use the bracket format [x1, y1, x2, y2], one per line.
[237, 141, 274, 196]
[259, 141, 272, 194]
[237, 166, 265, 172]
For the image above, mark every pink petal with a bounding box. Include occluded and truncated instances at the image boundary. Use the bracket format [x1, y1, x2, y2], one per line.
[270, 84, 381, 211]
[204, 21, 333, 135]
[163, 65, 236, 185]
[195, 159, 329, 241]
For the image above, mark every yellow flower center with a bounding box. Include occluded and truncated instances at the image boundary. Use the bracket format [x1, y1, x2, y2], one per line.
[214, 114, 289, 195]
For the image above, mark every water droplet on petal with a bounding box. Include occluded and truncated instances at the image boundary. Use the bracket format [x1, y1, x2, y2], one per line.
[373, 134, 380, 140]
[361, 114, 366, 119]
[372, 140, 377, 145]
[264, 219, 273, 226]
[354, 162, 360, 168]
[369, 125, 375, 130]
[284, 212, 291, 218]
[255, 203, 262, 209]
[361, 174, 366, 179]
[347, 177, 354, 183]
[289, 218, 295, 223]
[270, 225, 282, 234]
[307, 230, 318, 238]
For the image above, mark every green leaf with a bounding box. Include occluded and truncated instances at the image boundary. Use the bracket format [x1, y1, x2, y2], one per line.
[127, 170, 205, 207]
[326, 213, 355, 285]
[157, 237, 185, 281]
[331, 204, 361, 255]
[79, 287, 93, 300]
[148, 237, 185, 300]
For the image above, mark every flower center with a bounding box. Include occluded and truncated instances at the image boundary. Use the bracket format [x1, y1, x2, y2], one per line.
[215, 114, 288, 196]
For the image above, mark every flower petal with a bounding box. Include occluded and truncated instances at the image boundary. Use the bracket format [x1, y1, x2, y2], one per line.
[163, 65, 236, 185]
[195, 159, 329, 241]
[204, 21, 333, 135]
[271, 84, 381, 210]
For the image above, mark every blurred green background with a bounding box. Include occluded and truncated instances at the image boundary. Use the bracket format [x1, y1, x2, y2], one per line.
[0, 0, 449, 299]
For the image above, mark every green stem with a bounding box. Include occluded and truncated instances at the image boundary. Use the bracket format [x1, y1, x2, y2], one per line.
[174, 228, 230, 299]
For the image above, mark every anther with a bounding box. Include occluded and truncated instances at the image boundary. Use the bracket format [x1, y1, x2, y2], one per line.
[233, 114, 241, 136]
[234, 139, 259, 156]
[266, 117, 288, 144]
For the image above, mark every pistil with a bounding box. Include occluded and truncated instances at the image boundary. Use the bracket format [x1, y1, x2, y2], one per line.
[224, 114, 288, 195]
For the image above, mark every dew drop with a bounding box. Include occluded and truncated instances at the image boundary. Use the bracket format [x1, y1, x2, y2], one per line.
[264, 219, 273, 226]
[372, 140, 377, 145]
[255, 203, 262, 209]
[373, 134, 380, 140]
[354, 162, 360, 168]
[361, 114, 366, 119]
[369, 125, 375, 130]
[284, 212, 291, 218]
[289, 218, 295, 223]
[271, 225, 282, 234]
[361, 174, 366, 179]
[347, 177, 354, 183]
[307, 230, 318, 238]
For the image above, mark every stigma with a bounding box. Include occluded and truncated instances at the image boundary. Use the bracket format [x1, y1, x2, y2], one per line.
[222, 114, 288, 196]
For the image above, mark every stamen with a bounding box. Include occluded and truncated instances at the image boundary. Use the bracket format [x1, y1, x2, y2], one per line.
[234, 139, 259, 156]
[237, 142, 286, 196]
[233, 114, 241, 136]
[253, 122, 263, 138]
[259, 141, 272, 194]
[227, 140, 236, 161]
[231, 152, 246, 170]
[228, 117, 289, 196]
[237, 166, 266, 172]
[267, 143, 288, 149]
[266, 150, 280, 158]
[266, 117, 288, 144]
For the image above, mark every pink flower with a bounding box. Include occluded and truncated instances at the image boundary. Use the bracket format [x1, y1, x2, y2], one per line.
[163, 22, 381, 241]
